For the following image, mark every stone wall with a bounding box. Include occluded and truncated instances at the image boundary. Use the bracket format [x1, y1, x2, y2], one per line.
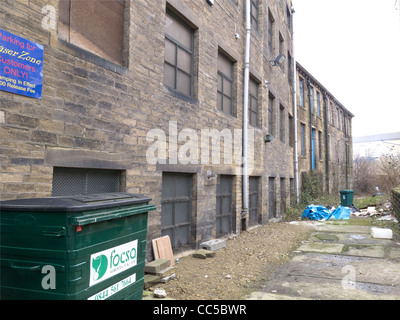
[295, 63, 354, 197]
[0, 0, 353, 259]
[392, 187, 400, 222]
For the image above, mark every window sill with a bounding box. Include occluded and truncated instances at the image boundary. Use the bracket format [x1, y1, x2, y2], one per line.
[216, 108, 237, 120]
[249, 124, 262, 130]
[164, 85, 199, 106]
[58, 39, 128, 76]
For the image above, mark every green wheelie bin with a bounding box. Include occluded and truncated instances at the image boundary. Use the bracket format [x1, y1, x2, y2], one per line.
[339, 190, 354, 207]
[0, 193, 156, 300]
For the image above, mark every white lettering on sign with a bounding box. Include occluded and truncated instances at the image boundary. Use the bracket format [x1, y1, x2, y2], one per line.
[88, 274, 136, 300]
[90, 240, 138, 287]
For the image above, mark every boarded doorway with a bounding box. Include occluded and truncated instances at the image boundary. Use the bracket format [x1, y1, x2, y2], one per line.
[161, 173, 193, 249]
[280, 178, 286, 216]
[269, 177, 276, 219]
[249, 176, 260, 226]
[216, 175, 234, 237]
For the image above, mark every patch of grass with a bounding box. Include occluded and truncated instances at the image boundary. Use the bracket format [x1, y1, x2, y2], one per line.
[283, 204, 304, 222]
[353, 194, 389, 209]
[314, 233, 339, 241]
[347, 217, 374, 226]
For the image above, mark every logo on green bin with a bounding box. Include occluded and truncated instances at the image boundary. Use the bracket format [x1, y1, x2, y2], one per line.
[90, 239, 138, 287]
[92, 255, 108, 281]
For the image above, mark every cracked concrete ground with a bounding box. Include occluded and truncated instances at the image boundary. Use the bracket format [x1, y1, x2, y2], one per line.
[247, 219, 400, 300]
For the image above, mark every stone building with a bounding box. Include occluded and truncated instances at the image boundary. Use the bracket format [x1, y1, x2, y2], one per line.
[296, 63, 354, 195]
[0, 0, 353, 258]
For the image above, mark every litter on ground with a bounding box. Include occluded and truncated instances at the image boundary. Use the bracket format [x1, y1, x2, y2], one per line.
[302, 205, 350, 221]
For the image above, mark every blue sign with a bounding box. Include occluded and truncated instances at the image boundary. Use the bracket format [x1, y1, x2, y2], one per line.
[0, 29, 43, 99]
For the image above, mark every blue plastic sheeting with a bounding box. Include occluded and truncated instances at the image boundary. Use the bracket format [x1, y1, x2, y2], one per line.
[330, 206, 351, 220]
[302, 205, 350, 221]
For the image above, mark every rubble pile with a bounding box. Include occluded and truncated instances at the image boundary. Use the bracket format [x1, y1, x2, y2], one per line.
[351, 201, 398, 223]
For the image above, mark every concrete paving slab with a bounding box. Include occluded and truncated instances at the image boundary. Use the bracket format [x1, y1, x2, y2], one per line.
[297, 242, 344, 254]
[344, 245, 386, 258]
[290, 253, 400, 286]
[315, 224, 372, 234]
[251, 218, 400, 300]
[309, 232, 392, 246]
[247, 291, 311, 300]
[388, 247, 400, 259]
[254, 275, 400, 300]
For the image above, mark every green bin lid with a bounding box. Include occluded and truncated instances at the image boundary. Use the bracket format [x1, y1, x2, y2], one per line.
[0, 193, 152, 212]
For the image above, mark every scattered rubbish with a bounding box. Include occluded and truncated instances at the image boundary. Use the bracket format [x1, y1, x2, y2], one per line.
[370, 227, 393, 240]
[200, 239, 226, 251]
[225, 274, 232, 279]
[302, 205, 350, 221]
[350, 234, 366, 240]
[144, 274, 160, 289]
[145, 259, 170, 274]
[373, 187, 382, 197]
[192, 249, 216, 259]
[160, 273, 176, 283]
[153, 288, 168, 298]
[348, 205, 360, 214]
[144, 258, 176, 288]
[377, 215, 399, 223]
[350, 200, 396, 219]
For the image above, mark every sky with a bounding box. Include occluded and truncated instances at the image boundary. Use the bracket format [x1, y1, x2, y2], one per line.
[293, 0, 400, 138]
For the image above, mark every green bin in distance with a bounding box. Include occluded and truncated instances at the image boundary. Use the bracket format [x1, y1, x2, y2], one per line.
[339, 190, 354, 207]
[0, 193, 156, 300]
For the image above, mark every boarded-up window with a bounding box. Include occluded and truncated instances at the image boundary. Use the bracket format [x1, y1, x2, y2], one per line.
[250, 0, 259, 30]
[164, 12, 194, 97]
[280, 105, 285, 143]
[58, 0, 125, 65]
[301, 123, 306, 156]
[52, 167, 121, 196]
[268, 93, 275, 136]
[249, 77, 259, 127]
[217, 52, 234, 115]
[268, 11, 275, 55]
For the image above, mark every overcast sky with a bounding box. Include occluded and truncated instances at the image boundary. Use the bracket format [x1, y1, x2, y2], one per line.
[293, 0, 400, 138]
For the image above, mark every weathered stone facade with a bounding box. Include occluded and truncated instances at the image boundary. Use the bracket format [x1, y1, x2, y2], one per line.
[296, 63, 354, 195]
[0, 0, 352, 258]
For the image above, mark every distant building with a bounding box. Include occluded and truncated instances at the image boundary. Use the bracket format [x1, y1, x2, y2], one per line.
[296, 63, 354, 194]
[353, 132, 400, 159]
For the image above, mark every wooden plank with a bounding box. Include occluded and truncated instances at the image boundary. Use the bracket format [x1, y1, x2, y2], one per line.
[152, 239, 160, 260]
[152, 236, 175, 266]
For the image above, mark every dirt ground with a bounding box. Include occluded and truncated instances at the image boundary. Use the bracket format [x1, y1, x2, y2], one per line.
[151, 223, 313, 300]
